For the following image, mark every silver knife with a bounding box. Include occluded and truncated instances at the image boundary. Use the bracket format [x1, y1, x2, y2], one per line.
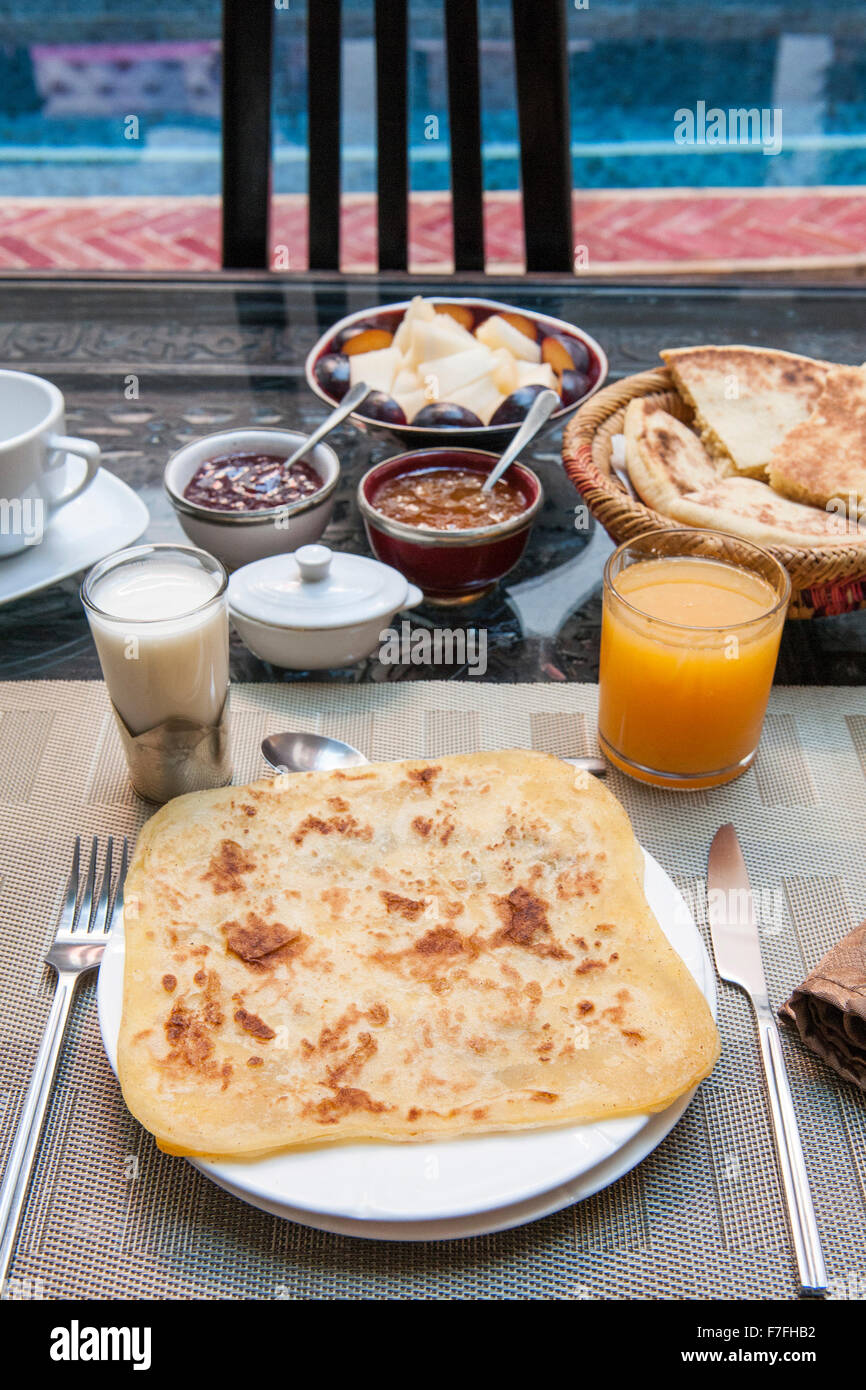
[707, 824, 827, 1295]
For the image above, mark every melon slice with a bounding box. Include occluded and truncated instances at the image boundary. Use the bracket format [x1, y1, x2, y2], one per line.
[515, 361, 558, 390]
[417, 346, 494, 399]
[393, 366, 421, 396]
[451, 377, 506, 426]
[349, 345, 401, 395]
[392, 296, 436, 353]
[489, 347, 519, 395]
[407, 316, 478, 369]
[392, 388, 429, 423]
[476, 315, 541, 363]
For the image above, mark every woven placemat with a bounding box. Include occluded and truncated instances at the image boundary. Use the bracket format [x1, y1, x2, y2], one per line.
[1, 679, 865, 1301]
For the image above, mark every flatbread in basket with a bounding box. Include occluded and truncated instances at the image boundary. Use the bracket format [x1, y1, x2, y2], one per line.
[661, 345, 830, 479]
[561, 359, 866, 617]
[624, 398, 856, 548]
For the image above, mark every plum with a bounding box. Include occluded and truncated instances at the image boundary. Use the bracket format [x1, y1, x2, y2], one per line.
[436, 303, 475, 331]
[361, 391, 407, 425]
[341, 327, 394, 356]
[558, 369, 591, 408]
[564, 336, 591, 374]
[541, 333, 592, 377]
[411, 401, 484, 429]
[489, 384, 550, 427]
[499, 310, 539, 341]
[541, 334, 576, 374]
[314, 352, 350, 400]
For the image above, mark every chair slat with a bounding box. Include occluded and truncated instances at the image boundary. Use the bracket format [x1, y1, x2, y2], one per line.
[444, 0, 485, 272]
[221, 0, 273, 269]
[375, 0, 409, 271]
[307, 0, 342, 270]
[511, 0, 574, 272]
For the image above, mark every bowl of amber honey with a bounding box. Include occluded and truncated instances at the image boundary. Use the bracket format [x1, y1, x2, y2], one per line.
[357, 447, 543, 604]
[598, 528, 791, 789]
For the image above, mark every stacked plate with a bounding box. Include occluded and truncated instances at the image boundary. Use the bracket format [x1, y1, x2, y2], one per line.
[97, 850, 716, 1241]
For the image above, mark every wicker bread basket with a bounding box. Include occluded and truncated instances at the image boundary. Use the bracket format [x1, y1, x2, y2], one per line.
[561, 368, 866, 619]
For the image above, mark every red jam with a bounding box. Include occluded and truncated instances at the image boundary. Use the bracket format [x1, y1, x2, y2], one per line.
[184, 452, 323, 512]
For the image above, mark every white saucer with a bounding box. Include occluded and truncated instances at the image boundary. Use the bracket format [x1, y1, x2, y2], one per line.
[0, 462, 149, 606]
[98, 850, 717, 1236]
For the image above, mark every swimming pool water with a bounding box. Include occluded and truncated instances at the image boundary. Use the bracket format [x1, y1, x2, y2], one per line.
[0, 19, 864, 196]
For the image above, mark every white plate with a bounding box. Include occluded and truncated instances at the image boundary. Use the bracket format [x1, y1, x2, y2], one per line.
[0, 461, 149, 606]
[199, 1084, 698, 1241]
[98, 849, 716, 1230]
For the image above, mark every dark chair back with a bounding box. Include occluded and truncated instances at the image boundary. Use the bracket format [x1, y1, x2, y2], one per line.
[222, 0, 574, 273]
[222, 0, 273, 271]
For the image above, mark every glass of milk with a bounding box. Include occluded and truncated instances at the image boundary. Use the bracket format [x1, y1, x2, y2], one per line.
[81, 544, 231, 802]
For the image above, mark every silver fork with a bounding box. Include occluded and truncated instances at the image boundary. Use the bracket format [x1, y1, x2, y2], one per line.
[0, 835, 127, 1288]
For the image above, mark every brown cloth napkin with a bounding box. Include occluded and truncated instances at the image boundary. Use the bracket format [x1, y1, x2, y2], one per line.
[779, 921, 866, 1091]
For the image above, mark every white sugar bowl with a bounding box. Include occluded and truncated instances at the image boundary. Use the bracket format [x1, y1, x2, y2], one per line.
[228, 543, 424, 669]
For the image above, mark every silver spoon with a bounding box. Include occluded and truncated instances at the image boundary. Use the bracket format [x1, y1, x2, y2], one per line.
[283, 380, 371, 469]
[261, 731, 606, 777]
[261, 731, 370, 774]
[481, 387, 560, 493]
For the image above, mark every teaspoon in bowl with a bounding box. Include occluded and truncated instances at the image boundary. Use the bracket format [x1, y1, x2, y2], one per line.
[481, 388, 560, 493]
[282, 381, 371, 470]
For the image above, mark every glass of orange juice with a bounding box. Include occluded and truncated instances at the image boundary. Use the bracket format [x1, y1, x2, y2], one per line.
[598, 528, 791, 790]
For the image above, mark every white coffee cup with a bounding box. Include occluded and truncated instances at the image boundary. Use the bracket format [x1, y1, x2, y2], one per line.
[0, 369, 101, 558]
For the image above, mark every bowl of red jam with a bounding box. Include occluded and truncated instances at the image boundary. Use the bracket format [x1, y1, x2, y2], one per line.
[164, 428, 340, 570]
[358, 448, 543, 604]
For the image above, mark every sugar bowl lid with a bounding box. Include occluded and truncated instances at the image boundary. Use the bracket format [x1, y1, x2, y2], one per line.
[228, 544, 423, 630]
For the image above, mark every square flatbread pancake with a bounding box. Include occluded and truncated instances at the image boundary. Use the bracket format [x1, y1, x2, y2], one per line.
[625, 398, 862, 548]
[768, 364, 866, 516]
[118, 751, 720, 1158]
[661, 345, 830, 478]
[624, 397, 729, 498]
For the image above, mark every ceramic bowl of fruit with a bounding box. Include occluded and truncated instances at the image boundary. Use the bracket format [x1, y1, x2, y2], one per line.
[306, 296, 608, 448]
[357, 447, 543, 604]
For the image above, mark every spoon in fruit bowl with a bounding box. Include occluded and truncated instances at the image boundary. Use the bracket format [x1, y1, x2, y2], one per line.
[261, 731, 606, 777]
[282, 381, 371, 470]
[481, 387, 560, 494]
